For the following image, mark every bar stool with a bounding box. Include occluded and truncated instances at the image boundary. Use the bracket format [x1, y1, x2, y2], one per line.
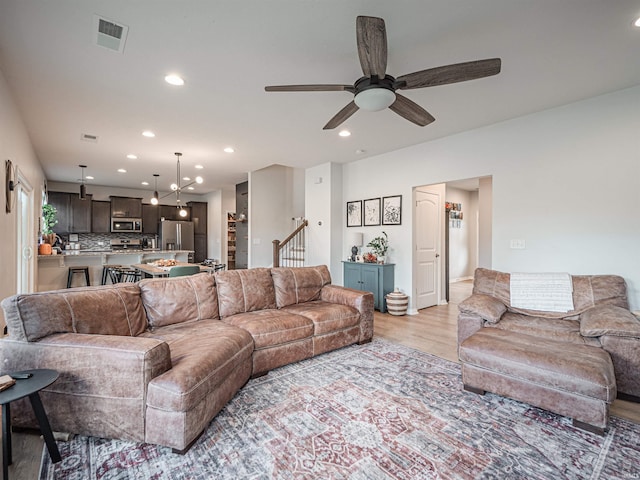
[67, 266, 90, 288]
[101, 265, 122, 285]
[108, 267, 141, 284]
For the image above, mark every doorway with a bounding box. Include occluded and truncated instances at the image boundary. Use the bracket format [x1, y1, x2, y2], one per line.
[15, 169, 35, 293]
[413, 176, 492, 310]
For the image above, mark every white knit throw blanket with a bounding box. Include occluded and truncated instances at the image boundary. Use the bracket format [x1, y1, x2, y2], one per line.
[509, 272, 574, 313]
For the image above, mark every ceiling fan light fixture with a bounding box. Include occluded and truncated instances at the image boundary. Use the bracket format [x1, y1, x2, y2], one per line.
[354, 87, 396, 111]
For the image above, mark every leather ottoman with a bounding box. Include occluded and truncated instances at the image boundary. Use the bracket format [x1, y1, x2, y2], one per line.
[459, 328, 617, 435]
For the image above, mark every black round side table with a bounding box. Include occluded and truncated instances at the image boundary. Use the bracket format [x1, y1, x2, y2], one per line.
[0, 369, 61, 480]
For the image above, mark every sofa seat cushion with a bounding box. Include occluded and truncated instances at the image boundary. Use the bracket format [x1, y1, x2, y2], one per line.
[460, 329, 616, 403]
[215, 268, 276, 318]
[141, 320, 253, 412]
[139, 273, 218, 328]
[222, 309, 313, 349]
[487, 312, 601, 347]
[282, 301, 359, 335]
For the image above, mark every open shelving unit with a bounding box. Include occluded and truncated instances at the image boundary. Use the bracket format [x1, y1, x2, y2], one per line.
[227, 212, 236, 270]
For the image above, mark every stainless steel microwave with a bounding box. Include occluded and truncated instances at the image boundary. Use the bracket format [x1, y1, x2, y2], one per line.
[111, 218, 142, 233]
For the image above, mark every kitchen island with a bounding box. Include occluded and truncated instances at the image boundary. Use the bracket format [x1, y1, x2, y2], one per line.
[37, 250, 193, 290]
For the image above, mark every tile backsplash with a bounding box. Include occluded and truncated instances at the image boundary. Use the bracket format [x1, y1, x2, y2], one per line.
[61, 233, 157, 250]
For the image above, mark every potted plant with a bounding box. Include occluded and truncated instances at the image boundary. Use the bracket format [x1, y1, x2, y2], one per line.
[42, 203, 58, 245]
[367, 231, 389, 264]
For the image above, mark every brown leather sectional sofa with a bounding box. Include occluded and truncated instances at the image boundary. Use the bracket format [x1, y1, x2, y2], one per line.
[0, 265, 373, 452]
[458, 268, 640, 433]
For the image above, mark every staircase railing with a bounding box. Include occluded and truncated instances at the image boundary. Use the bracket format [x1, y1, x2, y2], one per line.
[272, 218, 308, 268]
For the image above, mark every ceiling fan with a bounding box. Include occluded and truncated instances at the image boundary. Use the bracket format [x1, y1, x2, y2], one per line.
[265, 16, 501, 130]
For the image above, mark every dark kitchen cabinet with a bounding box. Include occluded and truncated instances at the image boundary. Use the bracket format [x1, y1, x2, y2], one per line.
[110, 196, 142, 218]
[193, 234, 207, 264]
[188, 202, 208, 263]
[91, 200, 111, 233]
[188, 201, 207, 235]
[47, 191, 71, 235]
[142, 203, 159, 234]
[47, 191, 92, 234]
[159, 205, 190, 221]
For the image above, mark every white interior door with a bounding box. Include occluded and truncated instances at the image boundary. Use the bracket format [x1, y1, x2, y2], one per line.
[415, 188, 441, 309]
[16, 170, 35, 293]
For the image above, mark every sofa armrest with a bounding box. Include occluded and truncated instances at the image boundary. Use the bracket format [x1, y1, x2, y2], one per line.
[458, 294, 507, 324]
[580, 305, 640, 338]
[321, 285, 374, 343]
[0, 333, 171, 399]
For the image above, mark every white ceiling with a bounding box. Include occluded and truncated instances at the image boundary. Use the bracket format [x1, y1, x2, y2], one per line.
[1, 1, 639, 194]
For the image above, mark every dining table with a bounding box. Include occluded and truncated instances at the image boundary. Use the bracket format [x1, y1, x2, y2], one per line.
[132, 262, 214, 278]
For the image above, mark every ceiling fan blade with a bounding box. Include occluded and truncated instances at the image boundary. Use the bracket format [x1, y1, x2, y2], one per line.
[388, 93, 435, 127]
[396, 58, 502, 90]
[265, 84, 355, 93]
[323, 101, 359, 130]
[356, 16, 387, 78]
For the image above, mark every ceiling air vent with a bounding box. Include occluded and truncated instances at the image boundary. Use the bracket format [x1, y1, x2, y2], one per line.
[93, 15, 129, 53]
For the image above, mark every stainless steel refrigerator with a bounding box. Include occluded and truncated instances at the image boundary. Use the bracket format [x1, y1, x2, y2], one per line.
[158, 220, 195, 261]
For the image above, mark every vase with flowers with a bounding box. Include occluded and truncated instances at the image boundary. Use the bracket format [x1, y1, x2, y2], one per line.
[367, 231, 389, 264]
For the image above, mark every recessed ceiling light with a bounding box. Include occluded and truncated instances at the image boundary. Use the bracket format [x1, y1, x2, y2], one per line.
[635, 17, 640, 27]
[142, 131, 155, 138]
[195, 165, 204, 169]
[117, 168, 127, 173]
[355, 149, 366, 155]
[164, 74, 184, 86]
[127, 154, 138, 159]
[86, 175, 94, 180]
[183, 176, 191, 181]
[141, 181, 149, 186]
[339, 130, 351, 137]
[187, 186, 195, 190]
[223, 147, 235, 153]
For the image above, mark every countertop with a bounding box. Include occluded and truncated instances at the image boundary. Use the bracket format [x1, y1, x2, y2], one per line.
[38, 249, 193, 258]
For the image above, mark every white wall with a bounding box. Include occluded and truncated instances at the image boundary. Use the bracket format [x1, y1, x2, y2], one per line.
[0, 68, 46, 326]
[249, 164, 303, 267]
[338, 86, 640, 310]
[446, 187, 475, 281]
[305, 163, 344, 278]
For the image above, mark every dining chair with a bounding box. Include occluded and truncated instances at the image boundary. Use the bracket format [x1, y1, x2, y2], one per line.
[168, 265, 201, 277]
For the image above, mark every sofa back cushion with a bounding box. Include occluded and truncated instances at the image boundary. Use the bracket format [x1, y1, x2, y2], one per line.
[472, 268, 629, 318]
[1, 284, 147, 342]
[139, 273, 218, 328]
[215, 268, 276, 318]
[271, 265, 332, 308]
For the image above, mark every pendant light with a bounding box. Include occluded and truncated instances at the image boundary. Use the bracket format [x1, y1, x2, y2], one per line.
[165, 152, 203, 216]
[151, 174, 159, 205]
[79, 165, 87, 200]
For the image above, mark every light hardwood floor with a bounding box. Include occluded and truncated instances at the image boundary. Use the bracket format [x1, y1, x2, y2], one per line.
[4, 281, 639, 478]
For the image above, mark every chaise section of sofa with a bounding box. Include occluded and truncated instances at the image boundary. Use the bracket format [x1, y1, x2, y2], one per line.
[0, 283, 171, 443]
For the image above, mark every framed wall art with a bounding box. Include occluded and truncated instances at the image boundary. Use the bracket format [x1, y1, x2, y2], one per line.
[363, 197, 381, 226]
[346, 200, 362, 227]
[382, 195, 402, 225]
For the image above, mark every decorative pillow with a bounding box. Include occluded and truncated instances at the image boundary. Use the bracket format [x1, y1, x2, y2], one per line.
[580, 304, 640, 338]
[139, 273, 218, 328]
[271, 265, 332, 308]
[215, 268, 276, 318]
[458, 293, 507, 324]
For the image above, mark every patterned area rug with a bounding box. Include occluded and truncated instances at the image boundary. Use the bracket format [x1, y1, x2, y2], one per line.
[40, 339, 640, 479]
